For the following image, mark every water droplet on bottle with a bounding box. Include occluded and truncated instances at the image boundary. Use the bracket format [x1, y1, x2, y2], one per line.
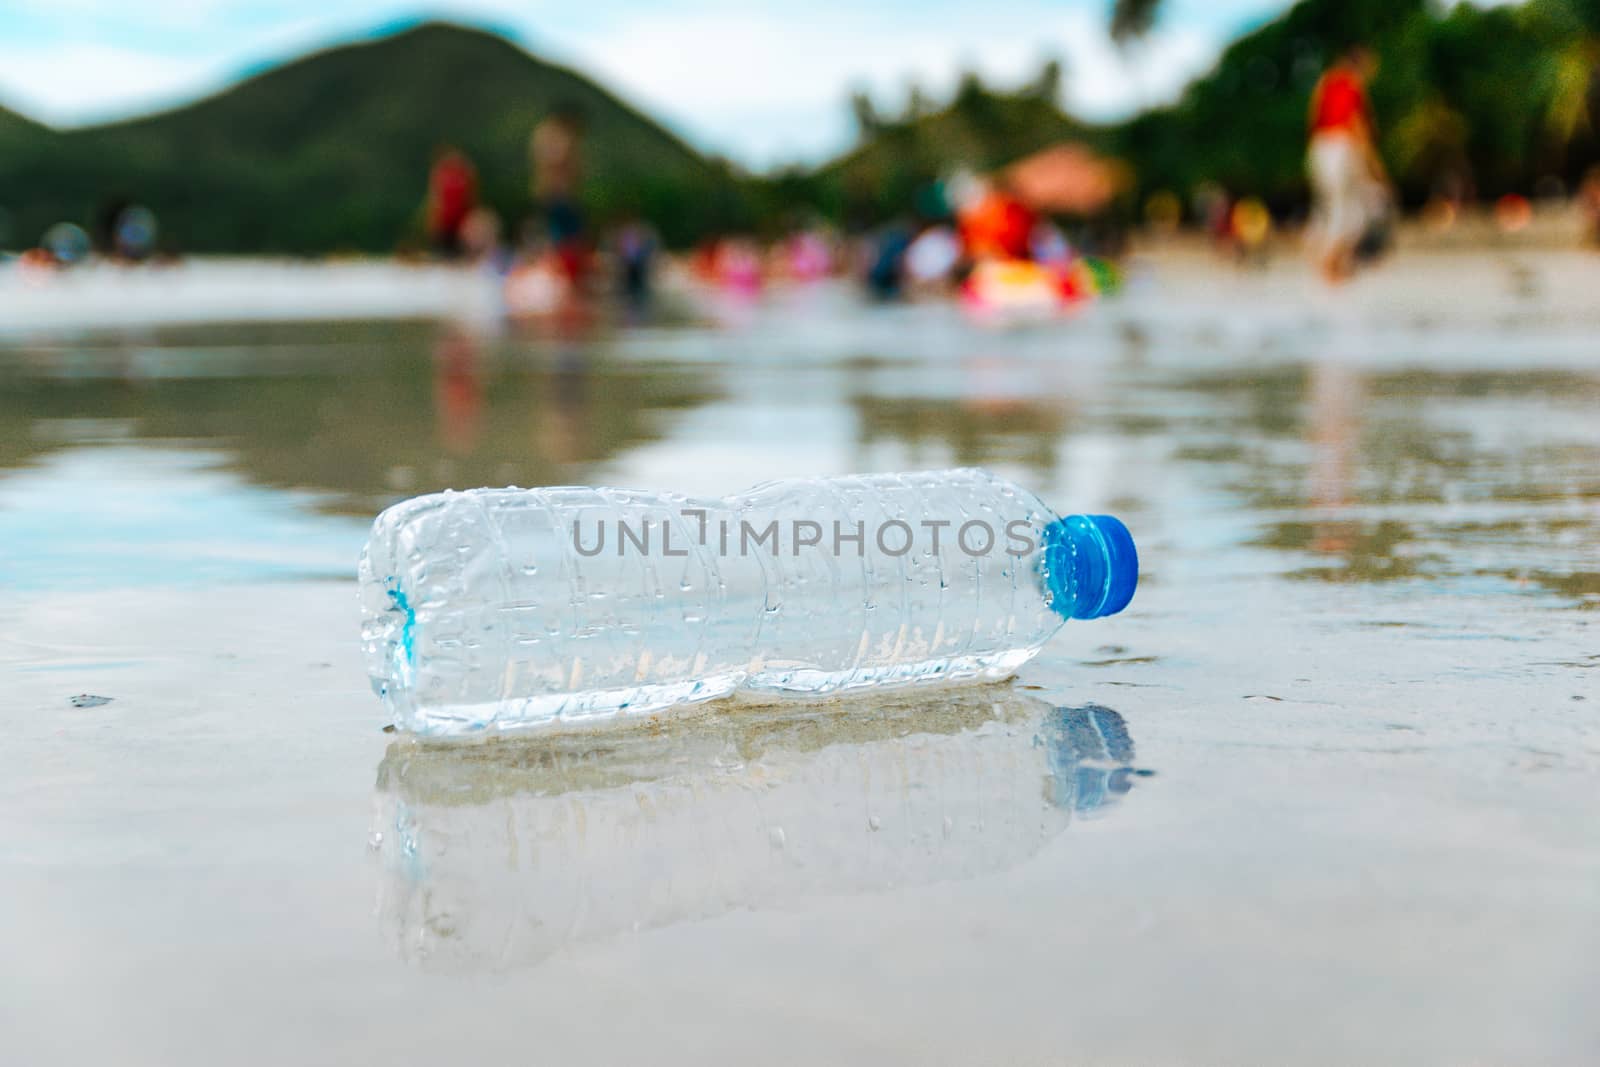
[367, 830, 384, 850]
[768, 826, 786, 849]
[867, 814, 881, 831]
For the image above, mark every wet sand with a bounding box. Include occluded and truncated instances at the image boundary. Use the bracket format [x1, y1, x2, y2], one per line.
[3, 249, 1598, 1064]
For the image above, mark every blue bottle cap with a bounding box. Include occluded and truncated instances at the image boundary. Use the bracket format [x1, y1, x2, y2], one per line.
[1042, 514, 1138, 620]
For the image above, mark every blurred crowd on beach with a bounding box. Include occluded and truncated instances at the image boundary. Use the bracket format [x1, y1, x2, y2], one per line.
[416, 104, 1136, 324]
[445, 35, 1600, 321]
[5, 0, 1600, 326]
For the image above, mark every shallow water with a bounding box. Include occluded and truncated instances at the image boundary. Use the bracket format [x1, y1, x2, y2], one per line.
[3, 256, 1598, 1063]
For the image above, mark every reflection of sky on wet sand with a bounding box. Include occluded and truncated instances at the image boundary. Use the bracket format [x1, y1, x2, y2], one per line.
[6, 310, 1594, 602]
[3, 257, 1599, 1062]
[2, 279, 1596, 608]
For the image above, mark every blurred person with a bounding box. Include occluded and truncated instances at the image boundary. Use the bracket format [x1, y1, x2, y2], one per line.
[956, 180, 1035, 262]
[686, 233, 762, 296]
[1577, 166, 1600, 246]
[531, 104, 588, 284]
[1028, 219, 1071, 267]
[1192, 182, 1231, 253]
[41, 221, 90, 266]
[689, 235, 723, 283]
[717, 236, 763, 296]
[460, 207, 510, 271]
[1419, 195, 1458, 235]
[1205, 189, 1238, 258]
[904, 223, 962, 291]
[92, 198, 160, 263]
[427, 145, 479, 260]
[1493, 193, 1533, 235]
[1306, 45, 1389, 283]
[1229, 197, 1274, 267]
[864, 222, 913, 300]
[113, 205, 159, 261]
[613, 218, 658, 310]
[1418, 171, 1468, 235]
[17, 246, 57, 273]
[783, 229, 833, 282]
[1143, 190, 1182, 237]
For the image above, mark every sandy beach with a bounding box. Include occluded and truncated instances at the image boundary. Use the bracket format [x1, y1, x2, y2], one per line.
[3, 247, 1598, 1064]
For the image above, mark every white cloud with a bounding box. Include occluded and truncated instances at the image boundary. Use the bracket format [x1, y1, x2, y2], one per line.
[0, 12, 390, 126]
[0, 44, 227, 125]
[540, 5, 1222, 164]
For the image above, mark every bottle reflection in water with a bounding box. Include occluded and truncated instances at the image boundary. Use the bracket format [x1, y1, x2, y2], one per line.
[370, 689, 1142, 971]
[1040, 702, 1144, 812]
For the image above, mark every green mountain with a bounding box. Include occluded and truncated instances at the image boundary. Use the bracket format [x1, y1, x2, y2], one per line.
[0, 105, 52, 247]
[0, 103, 50, 152]
[0, 21, 743, 252]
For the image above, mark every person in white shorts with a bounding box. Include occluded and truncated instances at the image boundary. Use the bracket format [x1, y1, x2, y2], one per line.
[1307, 46, 1389, 282]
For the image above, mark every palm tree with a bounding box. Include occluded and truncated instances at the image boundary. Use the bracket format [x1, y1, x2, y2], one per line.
[1542, 27, 1599, 153]
[1111, 0, 1165, 44]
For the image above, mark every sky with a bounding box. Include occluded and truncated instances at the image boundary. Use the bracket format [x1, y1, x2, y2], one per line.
[0, 0, 1293, 167]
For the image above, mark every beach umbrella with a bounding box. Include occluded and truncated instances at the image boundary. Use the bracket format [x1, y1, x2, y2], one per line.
[1002, 143, 1130, 216]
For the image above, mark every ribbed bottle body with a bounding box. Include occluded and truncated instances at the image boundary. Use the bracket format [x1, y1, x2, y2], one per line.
[360, 469, 1116, 736]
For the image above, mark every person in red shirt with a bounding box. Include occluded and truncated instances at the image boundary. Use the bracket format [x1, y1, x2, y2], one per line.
[957, 182, 1036, 262]
[427, 145, 478, 260]
[1306, 46, 1388, 282]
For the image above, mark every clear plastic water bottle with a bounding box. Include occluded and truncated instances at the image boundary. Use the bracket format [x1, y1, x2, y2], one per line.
[359, 468, 1137, 735]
